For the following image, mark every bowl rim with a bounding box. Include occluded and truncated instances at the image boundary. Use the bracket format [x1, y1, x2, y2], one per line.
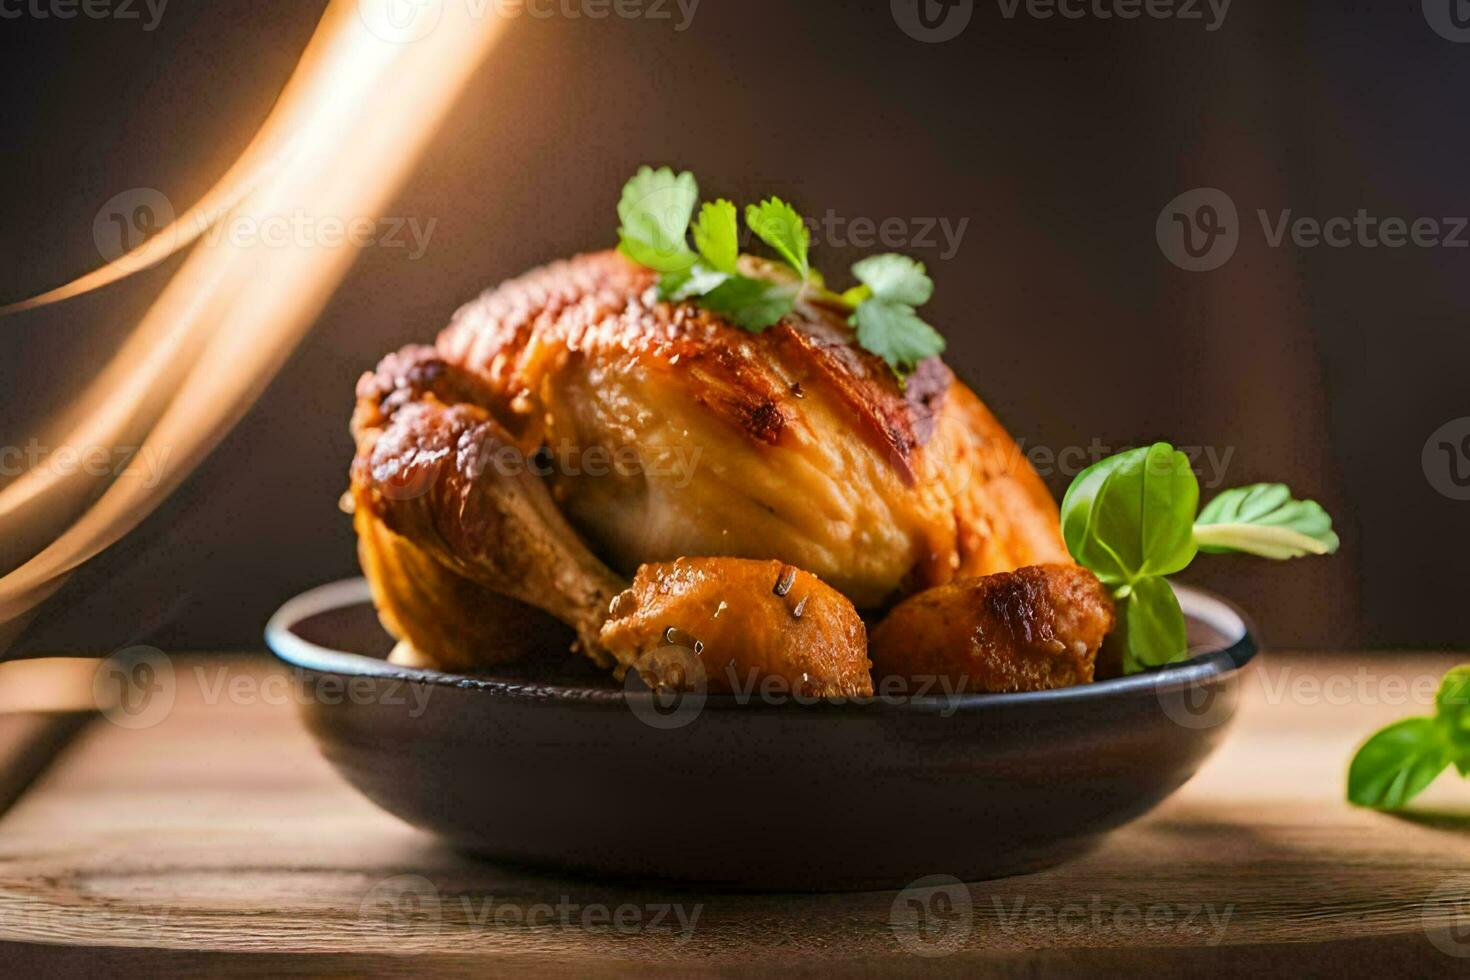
[265, 577, 1259, 712]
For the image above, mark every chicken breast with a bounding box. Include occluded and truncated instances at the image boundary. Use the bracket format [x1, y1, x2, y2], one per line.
[868, 564, 1115, 693]
[433, 251, 1067, 609]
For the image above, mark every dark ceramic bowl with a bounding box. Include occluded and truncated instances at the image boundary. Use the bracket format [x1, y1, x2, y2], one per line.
[266, 578, 1257, 891]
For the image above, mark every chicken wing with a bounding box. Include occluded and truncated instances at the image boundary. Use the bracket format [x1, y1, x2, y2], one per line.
[353, 502, 572, 671]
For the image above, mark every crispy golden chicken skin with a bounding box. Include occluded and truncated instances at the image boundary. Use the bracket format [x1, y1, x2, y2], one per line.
[868, 564, 1115, 693]
[348, 251, 1077, 684]
[433, 250, 1067, 607]
[353, 503, 573, 671]
[350, 354, 870, 688]
[600, 558, 873, 697]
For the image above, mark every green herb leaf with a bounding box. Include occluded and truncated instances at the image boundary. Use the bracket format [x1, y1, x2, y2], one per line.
[745, 198, 810, 280]
[849, 298, 947, 378]
[657, 262, 729, 302]
[1117, 575, 1188, 673]
[1060, 443, 1200, 586]
[1194, 484, 1340, 559]
[700, 275, 799, 332]
[617, 166, 698, 274]
[1435, 665, 1470, 775]
[1347, 716, 1450, 809]
[852, 253, 934, 306]
[693, 199, 739, 275]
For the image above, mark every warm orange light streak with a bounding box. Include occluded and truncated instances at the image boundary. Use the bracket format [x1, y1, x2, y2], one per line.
[0, 0, 510, 643]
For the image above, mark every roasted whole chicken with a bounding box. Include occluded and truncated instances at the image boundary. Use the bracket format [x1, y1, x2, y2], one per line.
[349, 250, 1113, 694]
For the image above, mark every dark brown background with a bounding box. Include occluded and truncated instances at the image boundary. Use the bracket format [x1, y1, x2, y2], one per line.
[1, 0, 1465, 653]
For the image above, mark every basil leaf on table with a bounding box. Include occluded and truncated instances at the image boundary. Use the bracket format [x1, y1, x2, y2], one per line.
[1346, 717, 1450, 809]
[1434, 665, 1470, 775]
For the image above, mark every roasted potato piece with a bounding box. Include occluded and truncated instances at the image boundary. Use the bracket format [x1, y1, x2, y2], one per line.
[600, 557, 873, 697]
[869, 564, 1114, 693]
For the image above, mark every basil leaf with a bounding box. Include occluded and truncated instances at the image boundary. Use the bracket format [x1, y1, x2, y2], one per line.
[1435, 665, 1470, 776]
[1118, 575, 1188, 672]
[1347, 716, 1449, 809]
[617, 166, 698, 273]
[1195, 483, 1340, 559]
[1060, 443, 1199, 586]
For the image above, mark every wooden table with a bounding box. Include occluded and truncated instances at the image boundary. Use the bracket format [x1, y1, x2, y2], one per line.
[2, 652, 1468, 977]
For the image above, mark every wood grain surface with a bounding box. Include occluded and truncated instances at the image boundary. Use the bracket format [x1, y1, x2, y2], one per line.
[1, 652, 1469, 977]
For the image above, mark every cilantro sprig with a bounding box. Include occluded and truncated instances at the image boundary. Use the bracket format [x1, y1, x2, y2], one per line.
[1060, 443, 1339, 675]
[847, 255, 946, 376]
[1347, 665, 1470, 810]
[615, 166, 946, 377]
